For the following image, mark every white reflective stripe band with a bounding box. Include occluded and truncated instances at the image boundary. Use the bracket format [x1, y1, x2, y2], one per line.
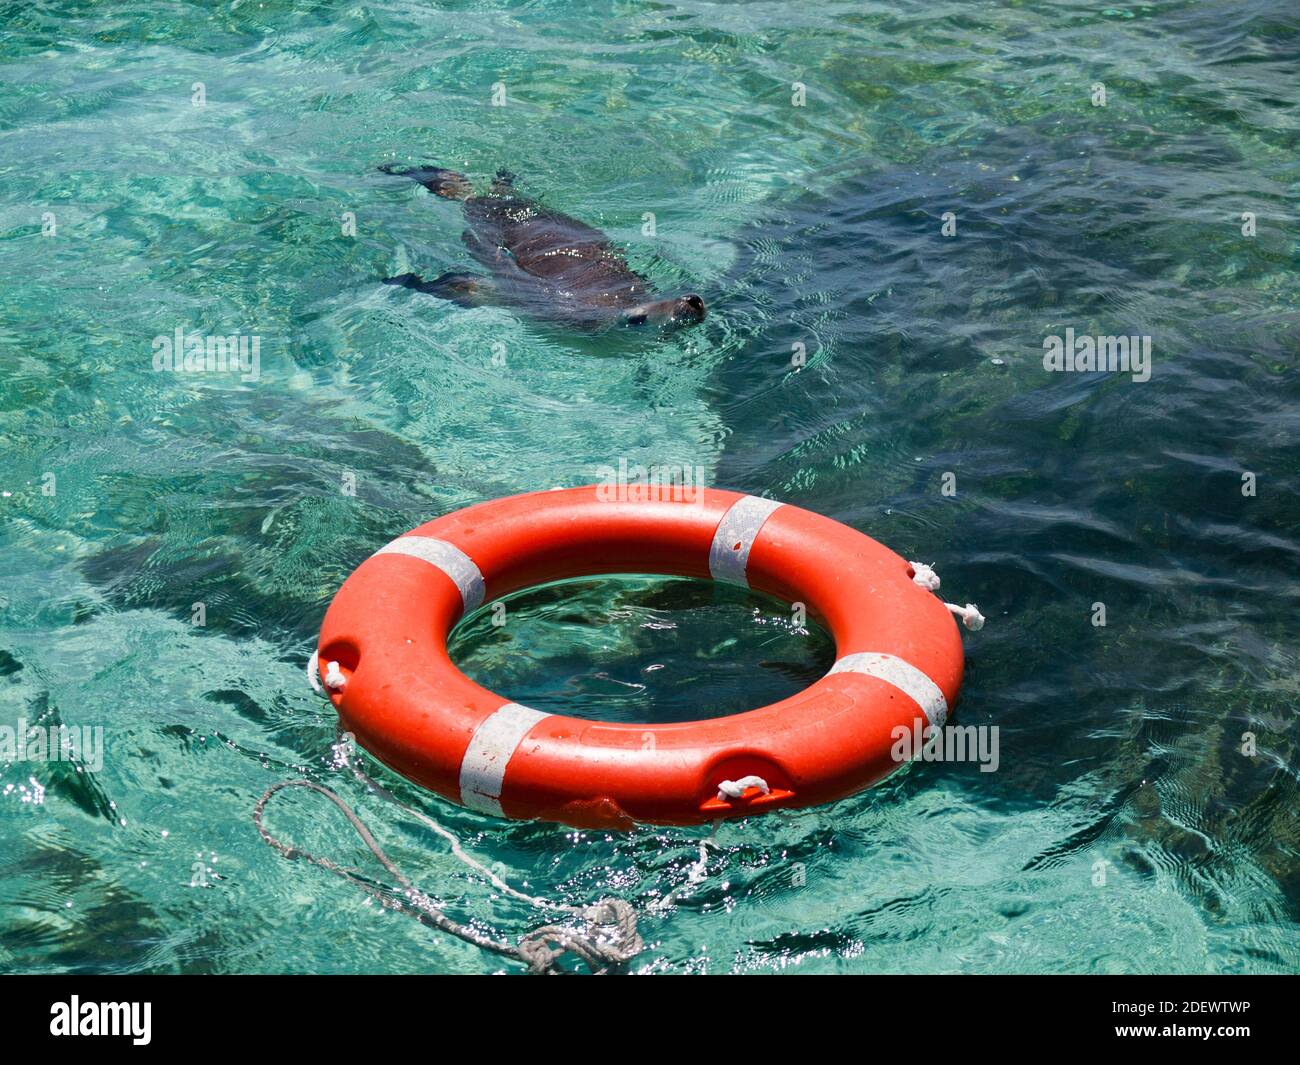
[373, 536, 485, 614]
[828, 652, 949, 728]
[708, 495, 785, 586]
[457, 702, 549, 817]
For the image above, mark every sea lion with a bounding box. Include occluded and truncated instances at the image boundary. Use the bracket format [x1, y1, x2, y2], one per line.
[379, 164, 706, 331]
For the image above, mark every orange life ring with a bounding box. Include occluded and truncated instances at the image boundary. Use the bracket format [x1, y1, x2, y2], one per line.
[314, 486, 964, 829]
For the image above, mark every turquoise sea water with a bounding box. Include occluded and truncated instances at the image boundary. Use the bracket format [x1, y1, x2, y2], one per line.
[1, 0, 1297, 974]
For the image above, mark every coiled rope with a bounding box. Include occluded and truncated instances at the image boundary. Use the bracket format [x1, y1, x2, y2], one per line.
[254, 733, 643, 975]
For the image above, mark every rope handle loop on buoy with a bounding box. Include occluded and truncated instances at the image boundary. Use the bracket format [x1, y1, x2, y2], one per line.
[909, 561, 942, 592]
[324, 661, 346, 690]
[305, 650, 348, 693]
[909, 561, 987, 631]
[717, 775, 770, 801]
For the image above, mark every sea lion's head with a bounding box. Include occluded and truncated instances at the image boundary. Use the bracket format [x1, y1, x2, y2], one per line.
[622, 294, 707, 331]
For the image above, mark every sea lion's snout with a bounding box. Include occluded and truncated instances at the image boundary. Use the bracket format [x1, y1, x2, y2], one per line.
[623, 294, 707, 331]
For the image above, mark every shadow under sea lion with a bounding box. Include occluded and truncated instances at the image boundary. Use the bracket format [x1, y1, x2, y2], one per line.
[379, 164, 706, 332]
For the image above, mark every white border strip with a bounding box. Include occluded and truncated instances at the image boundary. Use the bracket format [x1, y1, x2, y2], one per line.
[829, 652, 949, 728]
[373, 536, 485, 613]
[458, 702, 550, 816]
[708, 495, 785, 586]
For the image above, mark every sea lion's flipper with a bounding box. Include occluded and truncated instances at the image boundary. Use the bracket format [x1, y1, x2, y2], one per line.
[378, 163, 472, 201]
[383, 271, 494, 307]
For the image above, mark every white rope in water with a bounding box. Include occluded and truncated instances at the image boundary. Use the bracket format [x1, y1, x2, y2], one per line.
[909, 561, 986, 631]
[331, 734, 645, 973]
[946, 602, 985, 631]
[259, 690, 645, 973]
[330, 732, 574, 915]
[648, 776, 771, 914]
[650, 834, 713, 913]
[306, 650, 322, 695]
